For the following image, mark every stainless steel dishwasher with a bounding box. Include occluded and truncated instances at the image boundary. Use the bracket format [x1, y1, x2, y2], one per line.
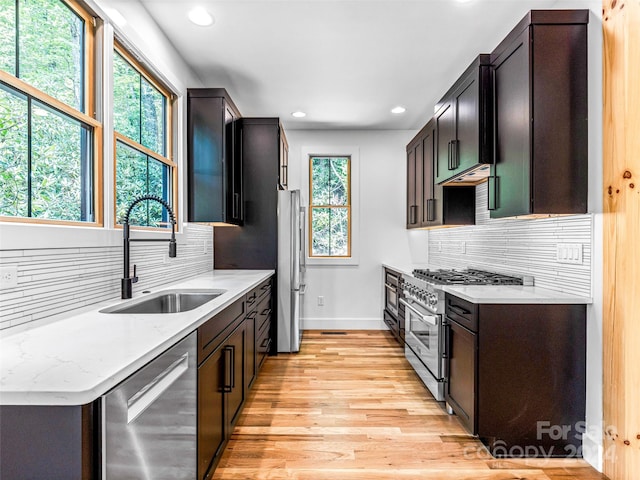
[102, 332, 197, 479]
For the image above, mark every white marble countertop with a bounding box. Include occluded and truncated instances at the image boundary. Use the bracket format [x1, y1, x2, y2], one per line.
[381, 262, 428, 276]
[382, 263, 592, 304]
[0, 270, 273, 406]
[441, 285, 592, 304]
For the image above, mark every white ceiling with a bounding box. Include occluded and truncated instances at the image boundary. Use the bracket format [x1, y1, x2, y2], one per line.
[130, 0, 591, 130]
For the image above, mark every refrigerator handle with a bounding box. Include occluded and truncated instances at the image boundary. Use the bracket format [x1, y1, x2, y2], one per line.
[299, 207, 306, 270]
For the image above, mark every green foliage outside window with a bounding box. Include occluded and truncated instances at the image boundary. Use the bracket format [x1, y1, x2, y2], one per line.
[1, 0, 84, 110]
[115, 141, 171, 227]
[0, 0, 94, 222]
[310, 156, 350, 257]
[113, 48, 172, 228]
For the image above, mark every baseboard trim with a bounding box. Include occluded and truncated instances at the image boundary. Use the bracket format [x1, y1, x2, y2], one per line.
[302, 317, 386, 330]
[582, 430, 603, 472]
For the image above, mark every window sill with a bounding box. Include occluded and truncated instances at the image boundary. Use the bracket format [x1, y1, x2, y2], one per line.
[0, 221, 185, 250]
[306, 255, 359, 267]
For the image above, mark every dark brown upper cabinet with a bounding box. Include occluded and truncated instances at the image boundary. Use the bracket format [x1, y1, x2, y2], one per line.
[435, 55, 493, 185]
[187, 88, 243, 225]
[279, 127, 289, 190]
[214, 118, 286, 269]
[489, 10, 589, 219]
[407, 118, 475, 229]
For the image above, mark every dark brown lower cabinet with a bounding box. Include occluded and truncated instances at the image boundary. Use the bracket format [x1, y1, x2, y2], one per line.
[444, 294, 586, 458]
[445, 318, 477, 433]
[0, 403, 98, 479]
[198, 277, 273, 479]
[198, 304, 247, 480]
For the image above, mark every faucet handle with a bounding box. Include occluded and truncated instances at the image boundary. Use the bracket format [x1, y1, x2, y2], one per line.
[132, 264, 139, 284]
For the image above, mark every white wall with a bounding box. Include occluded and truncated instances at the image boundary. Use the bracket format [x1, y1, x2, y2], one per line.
[287, 130, 418, 329]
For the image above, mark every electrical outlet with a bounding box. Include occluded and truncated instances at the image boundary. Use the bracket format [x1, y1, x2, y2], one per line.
[0, 266, 18, 287]
[163, 254, 170, 265]
[317, 296, 324, 306]
[203, 241, 208, 254]
[460, 241, 466, 254]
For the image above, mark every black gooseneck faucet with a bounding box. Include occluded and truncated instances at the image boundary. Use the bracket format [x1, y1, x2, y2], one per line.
[122, 195, 177, 299]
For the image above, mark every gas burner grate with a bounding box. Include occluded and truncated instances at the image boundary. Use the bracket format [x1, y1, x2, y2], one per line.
[412, 268, 527, 286]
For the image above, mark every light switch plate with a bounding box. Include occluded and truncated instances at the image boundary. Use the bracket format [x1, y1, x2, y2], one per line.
[556, 243, 583, 264]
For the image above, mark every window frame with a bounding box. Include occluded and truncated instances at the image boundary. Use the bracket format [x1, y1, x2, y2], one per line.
[112, 40, 177, 230]
[308, 155, 352, 258]
[0, 0, 103, 227]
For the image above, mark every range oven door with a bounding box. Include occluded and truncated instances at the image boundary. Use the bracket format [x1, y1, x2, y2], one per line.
[402, 298, 443, 381]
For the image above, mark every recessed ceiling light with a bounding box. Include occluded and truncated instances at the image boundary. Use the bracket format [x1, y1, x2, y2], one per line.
[291, 111, 306, 118]
[188, 7, 214, 27]
[391, 106, 406, 114]
[455, 0, 474, 3]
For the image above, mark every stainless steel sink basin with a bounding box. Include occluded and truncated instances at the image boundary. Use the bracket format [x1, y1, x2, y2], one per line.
[101, 289, 226, 314]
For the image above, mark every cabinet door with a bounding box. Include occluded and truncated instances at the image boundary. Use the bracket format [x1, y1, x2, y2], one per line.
[435, 101, 455, 184]
[406, 140, 422, 228]
[421, 123, 439, 226]
[445, 319, 477, 434]
[490, 28, 531, 218]
[225, 105, 243, 224]
[245, 311, 257, 390]
[225, 324, 246, 430]
[454, 75, 480, 175]
[198, 347, 225, 480]
[188, 96, 225, 222]
[279, 127, 289, 189]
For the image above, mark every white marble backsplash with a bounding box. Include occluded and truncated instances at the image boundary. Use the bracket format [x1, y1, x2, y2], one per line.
[428, 182, 592, 297]
[0, 224, 213, 331]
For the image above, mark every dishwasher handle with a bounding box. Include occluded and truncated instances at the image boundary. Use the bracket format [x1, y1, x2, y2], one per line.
[127, 352, 190, 424]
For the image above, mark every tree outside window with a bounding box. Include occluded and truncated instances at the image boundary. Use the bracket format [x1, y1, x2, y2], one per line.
[0, 0, 98, 224]
[309, 156, 351, 257]
[113, 45, 175, 228]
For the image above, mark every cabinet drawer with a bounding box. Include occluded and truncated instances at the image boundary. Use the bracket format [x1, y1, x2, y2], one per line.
[445, 294, 478, 332]
[257, 320, 271, 369]
[246, 278, 272, 310]
[256, 278, 272, 302]
[256, 295, 272, 333]
[198, 297, 245, 365]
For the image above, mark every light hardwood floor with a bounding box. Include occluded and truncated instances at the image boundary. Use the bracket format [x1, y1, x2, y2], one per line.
[214, 331, 607, 480]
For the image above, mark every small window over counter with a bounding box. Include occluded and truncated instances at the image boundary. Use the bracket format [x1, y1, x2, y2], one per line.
[113, 42, 176, 229]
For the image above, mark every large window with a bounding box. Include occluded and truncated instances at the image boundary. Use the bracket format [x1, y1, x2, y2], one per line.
[0, 0, 100, 224]
[113, 43, 175, 228]
[309, 156, 351, 257]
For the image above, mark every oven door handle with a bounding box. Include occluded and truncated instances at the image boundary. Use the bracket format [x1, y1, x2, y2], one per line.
[384, 283, 397, 291]
[399, 298, 438, 326]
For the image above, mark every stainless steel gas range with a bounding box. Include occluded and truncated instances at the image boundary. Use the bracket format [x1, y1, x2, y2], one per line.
[402, 268, 533, 401]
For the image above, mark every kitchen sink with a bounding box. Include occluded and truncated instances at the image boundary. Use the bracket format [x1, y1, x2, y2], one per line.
[101, 289, 226, 314]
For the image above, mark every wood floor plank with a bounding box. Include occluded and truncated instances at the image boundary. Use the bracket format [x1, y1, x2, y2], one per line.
[213, 330, 607, 480]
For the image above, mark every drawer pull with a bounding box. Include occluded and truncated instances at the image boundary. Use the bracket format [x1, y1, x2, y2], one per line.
[448, 304, 470, 316]
[261, 308, 272, 316]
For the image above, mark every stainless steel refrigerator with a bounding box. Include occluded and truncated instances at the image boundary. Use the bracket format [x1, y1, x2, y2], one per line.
[277, 189, 306, 352]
